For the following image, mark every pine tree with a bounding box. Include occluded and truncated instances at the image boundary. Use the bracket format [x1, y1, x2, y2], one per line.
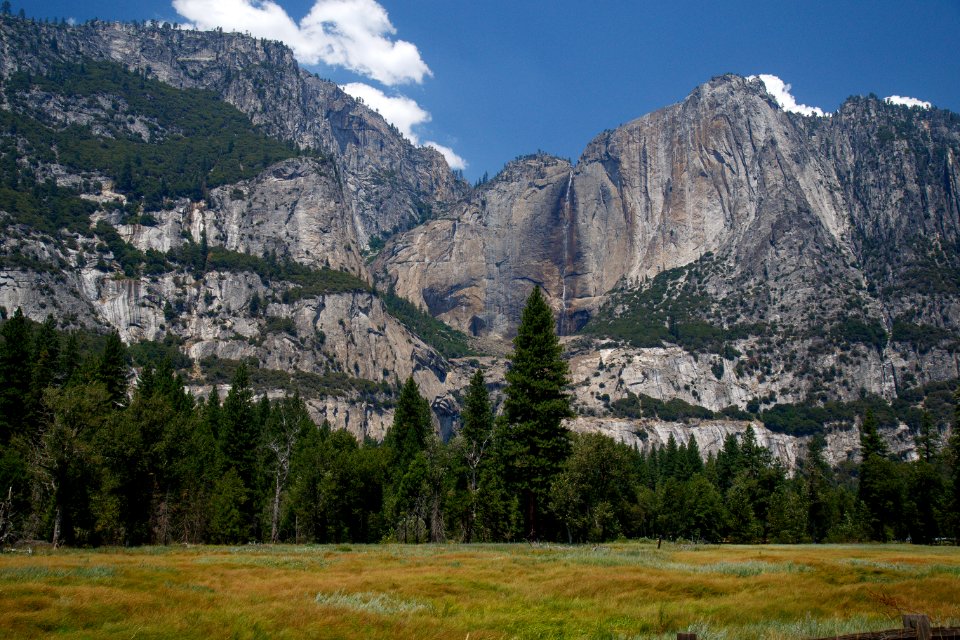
[682, 435, 704, 479]
[915, 410, 940, 463]
[715, 432, 741, 491]
[857, 409, 903, 540]
[27, 315, 59, 431]
[384, 376, 432, 471]
[502, 286, 573, 540]
[383, 376, 433, 541]
[739, 425, 772, 478]
[859, 409, 888, 459]
[685, 474, 725, 543]
[208, 468, 248, 544]
[799, 435, 835, 542]
[726, 474, 761, 543]
[459, 369, 494, 542]
[0, 308, 33, 443]
[218, 364, 257, 484]
[97, 330, 128, 406]
[58, 331, 81, 387]
[947, 387, 960, 542]
[662, 433, 680, 479]
[215, 365, 259, 540]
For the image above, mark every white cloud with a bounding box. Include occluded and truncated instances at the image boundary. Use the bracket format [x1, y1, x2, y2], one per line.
[340, 83, 466, 169]
[750, 74, 826, 117]
[172, 2, 464, 169]
[424, 141, 467, 171]
[171, 0, 431, 85]
[885, 95, 931, 109]
[340, 82, 430, 141]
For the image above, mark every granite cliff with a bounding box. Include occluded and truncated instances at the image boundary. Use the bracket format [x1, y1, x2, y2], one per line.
[377, 74, 960, 417]
[1, 16, 958, 464]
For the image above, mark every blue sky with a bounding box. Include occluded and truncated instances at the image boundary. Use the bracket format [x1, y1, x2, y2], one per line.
[23, 0, 960, 180]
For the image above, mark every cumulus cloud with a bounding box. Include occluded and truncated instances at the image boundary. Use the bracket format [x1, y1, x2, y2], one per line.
[885, 95, 931, 109]
[424, 142, 467, 171]
[340, 83, 466, 170]
[340, 82, 430, 140]
[171, 0, 431, 85]
[173, 1, 464, 169]
[750, 74, 826, 117]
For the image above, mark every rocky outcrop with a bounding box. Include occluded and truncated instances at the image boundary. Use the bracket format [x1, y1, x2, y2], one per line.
[0, 184, 466, 441]
[0, 18, 466, 247]
[0, 253, 465, 440]
[376, 153, 577, 338]
[567, 415, 920, 471]
[378, 76, 868, 338]
[121, 157, 367, 277]
[378, 74, 960, 412]
[1, 15, 956, 465]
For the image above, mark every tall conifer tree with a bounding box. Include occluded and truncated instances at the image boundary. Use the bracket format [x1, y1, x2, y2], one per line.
[213, 365, 259, 541]
[97, 331, 128, 407]
[383, 376, 433, 541]
[948, 388, 960, 541]
[502, 287, 573, 539]
[0, 308, 32, 442]
[857, 409, 902, 540]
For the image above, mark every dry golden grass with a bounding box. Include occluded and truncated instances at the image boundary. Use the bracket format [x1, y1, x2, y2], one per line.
[0, 542, 958, 639]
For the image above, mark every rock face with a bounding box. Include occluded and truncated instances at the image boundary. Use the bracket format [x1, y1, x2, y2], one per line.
[378, 74, 960, 409]
[122, 158, 366, 275]
[377, 76, 861, 336]
[0, 16, 471, 440]
[2, 15, 958, 466]
[0, 227, 465, 440]
[377, 154, 577, 338]
[567, 415, 921, 472]
[0, 19, 466, 248]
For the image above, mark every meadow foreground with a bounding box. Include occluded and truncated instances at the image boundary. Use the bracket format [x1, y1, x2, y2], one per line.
[0, 542, 959, 639]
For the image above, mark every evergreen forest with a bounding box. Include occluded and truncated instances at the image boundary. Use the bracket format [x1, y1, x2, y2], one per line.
[1, 288, 960, 548]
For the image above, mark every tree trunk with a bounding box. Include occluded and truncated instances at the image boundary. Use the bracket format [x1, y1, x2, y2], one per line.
[430, 493, 445, 543]
[527, 491, 537, 541]
[271, 473, 282, 543]
[52, 507, 61, 548]
[467, 467, 478, 543]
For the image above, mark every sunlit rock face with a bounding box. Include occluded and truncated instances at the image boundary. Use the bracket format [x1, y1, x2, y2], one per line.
[3, 15, 960, 459]
[0, 19, 466, 248]
[378, 73, 960, 426]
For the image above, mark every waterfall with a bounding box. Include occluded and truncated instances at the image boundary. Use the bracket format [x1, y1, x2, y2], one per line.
[560, 170, 574, 334]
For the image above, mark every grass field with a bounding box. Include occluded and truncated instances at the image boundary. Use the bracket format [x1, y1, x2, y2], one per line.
[1, 543, 958, 639]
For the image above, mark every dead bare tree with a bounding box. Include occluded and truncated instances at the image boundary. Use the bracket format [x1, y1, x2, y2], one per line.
[0, 486, 14, 546]
[266, 431, 296, 543]
[264, 394, 308, 543]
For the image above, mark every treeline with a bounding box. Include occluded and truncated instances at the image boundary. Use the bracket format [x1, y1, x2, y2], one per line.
[4, 59, 304, 211]
[2, 290, 960, 547]
[609, 382, 956, 438]
[380, 288, 474, 360]
[583, 257, 765, 354]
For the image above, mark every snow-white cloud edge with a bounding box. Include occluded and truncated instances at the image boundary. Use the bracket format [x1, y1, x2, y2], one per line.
[423, 142, 467, 171]
[171, 0, 465, 170]
[340, 83, 466, 170]
[172, 0, 431, 86]
[885, 95, 931, 109]
[748, 74, 827, 117]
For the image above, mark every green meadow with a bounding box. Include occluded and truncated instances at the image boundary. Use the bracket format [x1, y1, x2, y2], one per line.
[1, 542, 958, 639]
